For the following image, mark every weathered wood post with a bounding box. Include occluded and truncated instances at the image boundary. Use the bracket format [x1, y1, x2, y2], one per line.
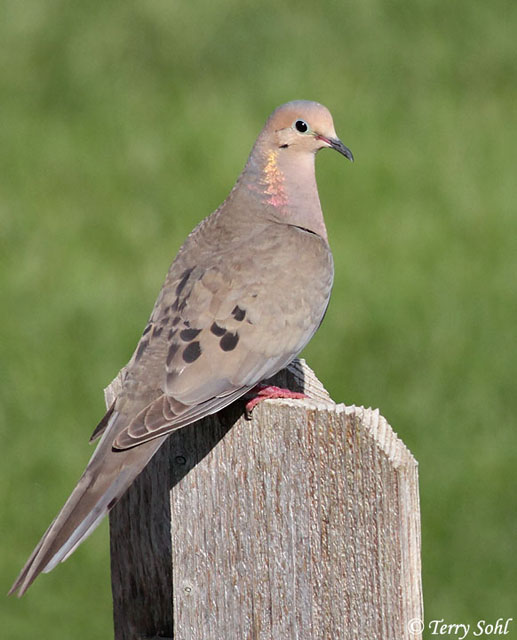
[106, 359, 422, 640]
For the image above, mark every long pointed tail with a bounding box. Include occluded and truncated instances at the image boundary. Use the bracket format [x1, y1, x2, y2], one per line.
[9, 417, 166, 596]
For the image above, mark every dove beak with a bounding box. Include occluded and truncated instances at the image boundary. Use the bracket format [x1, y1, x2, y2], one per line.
[316, 135, 354, 162]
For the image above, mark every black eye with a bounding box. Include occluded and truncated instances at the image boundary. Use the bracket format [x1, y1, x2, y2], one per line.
[295, 119, 308, 133]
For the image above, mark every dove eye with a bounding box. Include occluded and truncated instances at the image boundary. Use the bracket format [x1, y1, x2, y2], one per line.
[294, 119, 309, 133]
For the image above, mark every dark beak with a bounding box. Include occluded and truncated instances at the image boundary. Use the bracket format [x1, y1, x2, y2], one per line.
[329, 137, 354, 162]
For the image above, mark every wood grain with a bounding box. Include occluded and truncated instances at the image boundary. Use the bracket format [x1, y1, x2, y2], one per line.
[107, 359, 422, 639]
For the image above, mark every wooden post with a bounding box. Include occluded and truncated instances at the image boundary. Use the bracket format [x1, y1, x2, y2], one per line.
[106, 359, 422, 640]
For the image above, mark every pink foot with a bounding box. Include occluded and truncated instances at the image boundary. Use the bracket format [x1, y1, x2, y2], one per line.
[244, 384, 307, 419]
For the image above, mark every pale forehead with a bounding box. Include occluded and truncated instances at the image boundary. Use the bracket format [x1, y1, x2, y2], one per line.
[266, 100, 335, 133]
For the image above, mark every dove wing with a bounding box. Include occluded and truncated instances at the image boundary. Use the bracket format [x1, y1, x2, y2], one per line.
[109, 217, 333, 448]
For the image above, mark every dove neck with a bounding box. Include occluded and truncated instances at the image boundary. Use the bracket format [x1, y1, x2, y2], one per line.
[237, 145, 328, 242]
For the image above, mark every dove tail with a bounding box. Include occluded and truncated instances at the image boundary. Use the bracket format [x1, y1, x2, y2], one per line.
[9, 415, 166, 597]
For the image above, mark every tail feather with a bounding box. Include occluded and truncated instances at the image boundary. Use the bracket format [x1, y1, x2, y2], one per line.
[41, 468, 133, 573]
[9, 414, 167, 596]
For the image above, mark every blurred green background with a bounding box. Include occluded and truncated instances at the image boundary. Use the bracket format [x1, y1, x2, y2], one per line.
[1, 0, 516, 637]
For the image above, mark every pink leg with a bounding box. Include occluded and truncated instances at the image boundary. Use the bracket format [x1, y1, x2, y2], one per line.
[244, 384, 307, 419]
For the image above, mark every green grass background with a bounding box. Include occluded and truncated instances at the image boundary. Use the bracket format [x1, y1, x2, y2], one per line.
[1, 0, 516, 637]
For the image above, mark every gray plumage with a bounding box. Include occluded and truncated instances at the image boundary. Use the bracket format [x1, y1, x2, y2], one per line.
[10, 100, 352, 596]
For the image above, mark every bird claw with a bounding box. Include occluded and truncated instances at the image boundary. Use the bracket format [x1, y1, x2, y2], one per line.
[244, 384, 307, 419]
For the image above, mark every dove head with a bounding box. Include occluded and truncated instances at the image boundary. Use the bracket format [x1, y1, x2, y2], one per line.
[238, 100, 352, 241]
[265, 101, 354, 161]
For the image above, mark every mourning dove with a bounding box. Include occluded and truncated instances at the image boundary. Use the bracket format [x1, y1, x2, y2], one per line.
[10, 100, 353, 596]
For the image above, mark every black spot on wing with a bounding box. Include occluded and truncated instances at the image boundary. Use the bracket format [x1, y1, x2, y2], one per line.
[166, 343, 180, 366]
[220, 332, 239, 351]
[152, 325, 163, 337]
[135, 339, 149, 362]
[172, 316, 181, 326]
[171, 298, 187, 313]
[183, 341, 202, 363]
[175, 268, 193, 296]
[232, 306, 246, 321]
[142, 324, 152, 336]
[180, 328, 201, 342]
[210, 322, 226, 337]
[168, 328, 178, 341]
